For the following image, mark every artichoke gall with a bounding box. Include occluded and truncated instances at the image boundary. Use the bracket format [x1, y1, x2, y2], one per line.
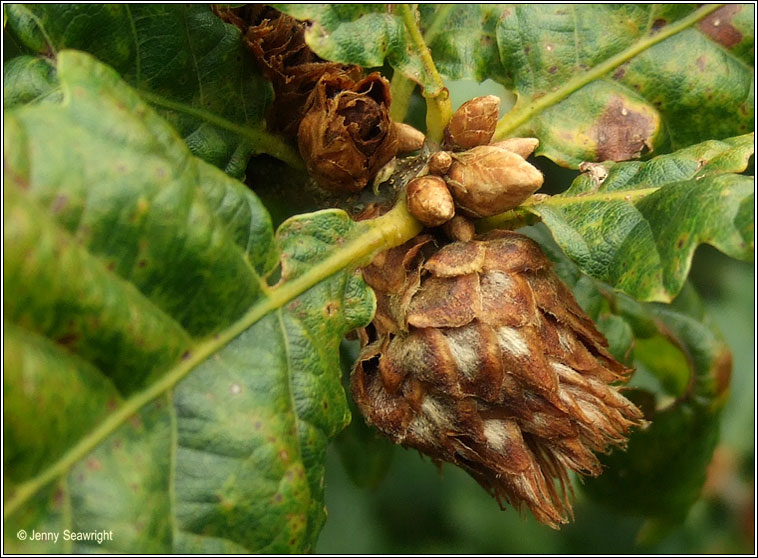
[443, 95, 500, 150]
[352, 231, 645, 528]
[445, 145, 544, 218]
[406, 175, 456, 227]
[298, 72, 398, 193]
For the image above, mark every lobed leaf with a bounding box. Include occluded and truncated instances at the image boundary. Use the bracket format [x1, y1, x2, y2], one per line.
[2, 4, 299, 178]
[494, 4, 754, 166]
[418, 4, 506, 85]
[482, 135, 755, 302]
[275, 4, 437, 94]
[2, 50, 396, 553]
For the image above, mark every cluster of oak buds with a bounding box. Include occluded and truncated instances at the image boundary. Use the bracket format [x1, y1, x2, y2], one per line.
[404, 95, 544, 230]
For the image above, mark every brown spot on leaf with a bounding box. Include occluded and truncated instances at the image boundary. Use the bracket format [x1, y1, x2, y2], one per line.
[324, 301, 339, 317]
[651, 18, 667, 32]
[56, 332, 79, 347]
[53, 487, 65, 508]
[594, 97, 657, 161]
[87, 458, 103, 471]
[612, 66, 626, 80]
[696, 56, 707, 72]
[548, 66, 558, 74]
[714, 347, 733, 397]
[51, 195, 68, 213]
[698, 5, 743, 48]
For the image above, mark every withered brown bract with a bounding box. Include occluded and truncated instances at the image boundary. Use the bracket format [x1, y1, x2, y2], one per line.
[352, 231, 645, 528]
[215, 5, 363, 138]
[298, 73, 399, 193]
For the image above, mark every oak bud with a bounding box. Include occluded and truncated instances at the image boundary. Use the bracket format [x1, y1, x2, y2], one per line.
[406, 175, 456, 227]
[442, 215, 475, 242]
[445, 145, 544, 218]
[490, 137, 540, 159]
[428, 151, 453, 176]
[443, 95, 500, 150]
[395, 122, 426, 153]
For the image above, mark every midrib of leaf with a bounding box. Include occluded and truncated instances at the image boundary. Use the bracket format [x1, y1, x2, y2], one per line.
[3, 200, 422, 520]
[477, 187, 660, 231]
[11, 4, 56, 56]
[123, 5, 141, 87]
[493, 3, 723, 140]
[136, 90, 304, 170]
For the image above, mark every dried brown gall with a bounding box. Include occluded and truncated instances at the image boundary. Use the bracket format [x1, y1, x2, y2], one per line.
[406, 176, 456, 228]
[443, 95, 500, 150]
[298, 72, 398, 193]
[352, 231, 646, 528]
[445, 145, 544, 218]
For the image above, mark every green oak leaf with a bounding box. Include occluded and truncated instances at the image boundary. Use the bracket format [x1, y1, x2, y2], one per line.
[3, 55, 61, 108]
[2, 50, 423, 553]
[275, 4, 438, 94]
[3, 4, 300, 178]
[483, 134, 755, 302]
[494, 4, 754, 166]
[418, 4, 507, 85]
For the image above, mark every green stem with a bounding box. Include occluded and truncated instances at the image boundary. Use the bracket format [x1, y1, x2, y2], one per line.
[3, 201, 421, 520]
[494, 4, 723, 140]
[137, 90, 304, 170]
[389, 75, 416, 122]
[389, 5, 455, 123]
[397, 4, 452, 145]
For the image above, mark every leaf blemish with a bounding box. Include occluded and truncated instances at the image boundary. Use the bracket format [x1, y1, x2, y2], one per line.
[698, 5, 743, 48]
[51, 195, 68, 213]
[594, 97, 657, 161]
[651, 18, 667, 32]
